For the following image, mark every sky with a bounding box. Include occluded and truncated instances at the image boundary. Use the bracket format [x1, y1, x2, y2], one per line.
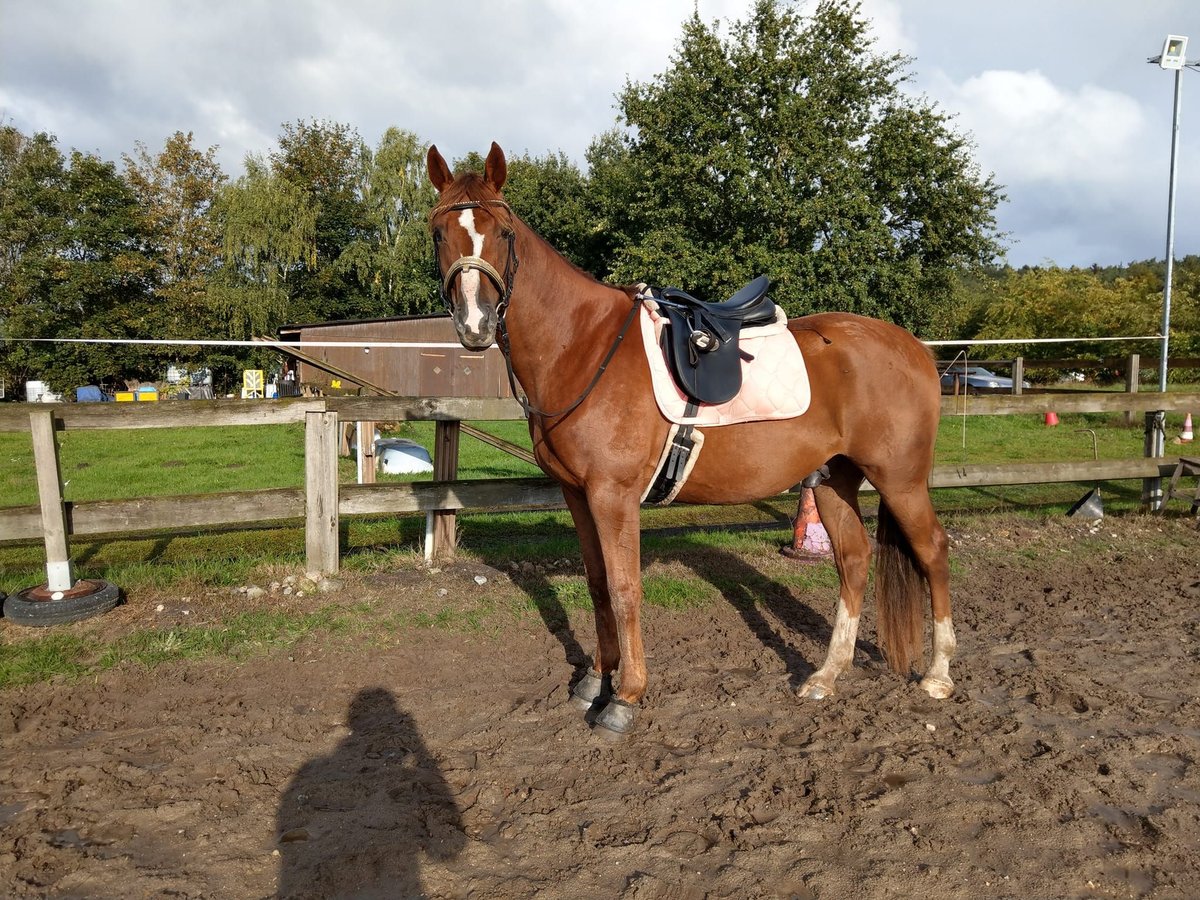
[1, 0, 1197, 269]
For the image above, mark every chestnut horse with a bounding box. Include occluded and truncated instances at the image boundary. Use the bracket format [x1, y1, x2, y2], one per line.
[427, 142, 955, 736]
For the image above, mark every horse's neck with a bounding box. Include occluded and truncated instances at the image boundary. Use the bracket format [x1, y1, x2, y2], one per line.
[504, 226, 632, 409]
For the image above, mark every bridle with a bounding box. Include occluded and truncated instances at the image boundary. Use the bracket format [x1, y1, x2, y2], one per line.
[430, 199, 519, 313]
[430, 196, 641, 421]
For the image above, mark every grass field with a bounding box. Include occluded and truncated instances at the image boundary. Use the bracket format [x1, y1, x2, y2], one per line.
[2, 399, 1197, 689]
[0, 402, 1195, 598]
[1, 409, 1188, 506]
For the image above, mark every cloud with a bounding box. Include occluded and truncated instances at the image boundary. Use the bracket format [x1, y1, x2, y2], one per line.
[936, 69, 1146, 184]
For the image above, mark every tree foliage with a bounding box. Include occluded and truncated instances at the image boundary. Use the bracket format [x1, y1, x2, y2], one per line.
[212, 154, 318, 339]
[954, 259, 1200, 379]
[0, 127, 161, 392]
[502, 151, 597, 272]
[123, 131, 227, 372]
[339, 127, 439, 315]
[591, 0, 1005, 332]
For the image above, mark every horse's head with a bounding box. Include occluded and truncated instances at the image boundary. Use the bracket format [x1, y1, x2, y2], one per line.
[427, 142, 517, 351]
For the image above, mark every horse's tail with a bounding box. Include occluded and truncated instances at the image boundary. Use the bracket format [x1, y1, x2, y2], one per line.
[874, 502, 925, 676]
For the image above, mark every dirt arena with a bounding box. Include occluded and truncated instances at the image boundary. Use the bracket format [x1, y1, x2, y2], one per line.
[2, 513, 1199, 899]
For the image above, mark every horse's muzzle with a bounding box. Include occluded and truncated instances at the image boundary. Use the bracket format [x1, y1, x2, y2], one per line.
[452, 307, 498, 351]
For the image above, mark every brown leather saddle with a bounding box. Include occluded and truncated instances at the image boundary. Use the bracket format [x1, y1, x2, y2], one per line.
[654, 275, 776, 405]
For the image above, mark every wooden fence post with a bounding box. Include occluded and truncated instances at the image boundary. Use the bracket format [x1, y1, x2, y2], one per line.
[1012, 357, 1024, 396]
[359, 420, 376, 485]
[1125, 353, 1140, 427]
[427, 420, 461, 561]
[29, 410, 74, 591]
[305, 410, 340, 577]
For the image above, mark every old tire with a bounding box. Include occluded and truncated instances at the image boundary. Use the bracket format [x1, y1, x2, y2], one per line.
[3, 580, 121, 627]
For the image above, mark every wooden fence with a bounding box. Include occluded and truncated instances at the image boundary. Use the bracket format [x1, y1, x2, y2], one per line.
[1, 391, 1198, 583]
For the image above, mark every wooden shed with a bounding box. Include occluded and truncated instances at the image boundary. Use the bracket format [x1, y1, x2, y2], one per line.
[276, 314, 514, 399]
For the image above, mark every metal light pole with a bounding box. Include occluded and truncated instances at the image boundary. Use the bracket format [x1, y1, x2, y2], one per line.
[1145, 36, 1196, 507]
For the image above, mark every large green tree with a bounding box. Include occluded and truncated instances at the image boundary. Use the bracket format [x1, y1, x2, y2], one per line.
[591, 0, 1005, 332]
[0, 127, 67, 392]
[271, 119, 372, 323]
[339, 127, 439, 315]
[211, 155, 317, 339]
[123, 132, 227, 373]
[503, 151, 598, 273]
[0, 128, 157, 392]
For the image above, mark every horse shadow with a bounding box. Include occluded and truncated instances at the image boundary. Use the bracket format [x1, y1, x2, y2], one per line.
[275, 687, 465, 899]
[647, 536, 886, 687]
[490, 523, 883, 690]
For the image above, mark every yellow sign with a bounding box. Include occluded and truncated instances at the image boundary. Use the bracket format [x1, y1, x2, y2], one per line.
[242, 369, 265, 399]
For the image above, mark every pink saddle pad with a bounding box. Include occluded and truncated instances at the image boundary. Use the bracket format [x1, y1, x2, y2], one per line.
[639, 303, 810, 426]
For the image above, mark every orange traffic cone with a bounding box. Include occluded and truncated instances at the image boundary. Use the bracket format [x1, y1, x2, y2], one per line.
[1176, 413, 1194, 444]
[1044, 411, 1059, 426]
[781, 485, 833, 562]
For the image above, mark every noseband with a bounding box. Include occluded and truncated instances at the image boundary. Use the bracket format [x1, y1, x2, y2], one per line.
[430, 199, 519, 312]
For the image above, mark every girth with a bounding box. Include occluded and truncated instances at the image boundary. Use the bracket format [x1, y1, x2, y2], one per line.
[653, 275, 776, 405]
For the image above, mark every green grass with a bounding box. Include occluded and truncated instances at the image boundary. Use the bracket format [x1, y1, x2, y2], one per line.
[1, 404, 1194, 595]
[935, 409, 1172, 467]
[0, 419, 541, 508]
[0, 606, 358, 688]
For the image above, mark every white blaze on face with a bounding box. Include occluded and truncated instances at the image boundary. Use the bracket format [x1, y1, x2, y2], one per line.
[456, 208, 487, 333]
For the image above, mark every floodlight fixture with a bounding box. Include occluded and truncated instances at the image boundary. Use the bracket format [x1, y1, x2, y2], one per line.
[1159, 34, 1188, 70]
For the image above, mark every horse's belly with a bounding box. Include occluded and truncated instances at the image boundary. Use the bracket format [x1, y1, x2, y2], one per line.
[672, 421, 832, 503]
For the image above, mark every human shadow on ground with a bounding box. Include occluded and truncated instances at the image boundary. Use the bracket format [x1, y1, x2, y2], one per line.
[275, 688, 465, 899]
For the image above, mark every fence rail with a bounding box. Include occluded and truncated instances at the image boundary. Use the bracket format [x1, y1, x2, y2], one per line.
[2, 392, 1198, 580]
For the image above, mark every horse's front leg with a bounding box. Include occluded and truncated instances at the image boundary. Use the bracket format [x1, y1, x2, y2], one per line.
[577, 485, 646, 736]
[561, 486, 619, 711]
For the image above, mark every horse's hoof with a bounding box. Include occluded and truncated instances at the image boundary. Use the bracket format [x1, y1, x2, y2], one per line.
[569, 670, 613, 710]
[797, 677, 833, 700]
[919, 676, 954, 699]
[592, 698, 637, 737]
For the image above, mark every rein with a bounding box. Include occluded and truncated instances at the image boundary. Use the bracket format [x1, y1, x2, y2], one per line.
[430, 197, 640, 421]
[497, 292, 643, 421]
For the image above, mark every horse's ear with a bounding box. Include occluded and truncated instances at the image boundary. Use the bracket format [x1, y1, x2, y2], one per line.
[484, 142, 507, 192]
[427, 145, 453, 193]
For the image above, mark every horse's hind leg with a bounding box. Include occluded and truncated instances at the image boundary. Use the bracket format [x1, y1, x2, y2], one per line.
[797, 459, 872, 700]
[870, 476, 956, 699]
[561, 485, 619, 710]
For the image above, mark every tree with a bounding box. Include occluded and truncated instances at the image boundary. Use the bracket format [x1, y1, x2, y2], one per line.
[971, 266, 1165, 377]
[271, 119, 372, 323]
[591, 0, 1005, 332]
[503, 151, 598, 272]
[51, 151, 157, 389]
[339, 127, 439, 315]
[123, 131, 227, 372]
[0, 127, 68, 391]
[0, 127, 158, 392]
[210, 154, 316, 339]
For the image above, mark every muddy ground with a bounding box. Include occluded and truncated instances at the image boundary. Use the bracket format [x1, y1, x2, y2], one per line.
[1, 513, 1199, 899]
